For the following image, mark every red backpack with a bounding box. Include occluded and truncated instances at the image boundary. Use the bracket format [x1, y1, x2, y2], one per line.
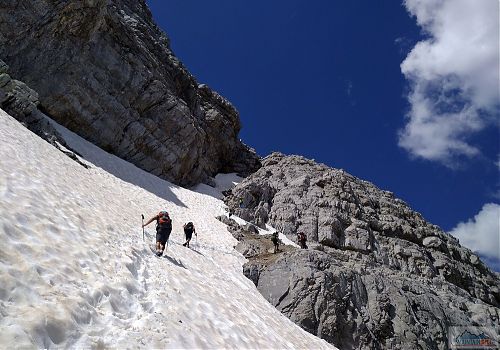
[157, 211, 172, 228]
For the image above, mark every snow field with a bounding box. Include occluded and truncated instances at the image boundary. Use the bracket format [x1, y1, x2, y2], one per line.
[0, 109, 334, 349]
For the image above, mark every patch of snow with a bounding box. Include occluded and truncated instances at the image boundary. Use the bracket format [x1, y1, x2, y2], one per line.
[213, 173, 242, 192]
[219, 213, 300, 248]
[265, 224, 300, 248]
[0, 109, 334, 349]
[192, 173, 242, 201]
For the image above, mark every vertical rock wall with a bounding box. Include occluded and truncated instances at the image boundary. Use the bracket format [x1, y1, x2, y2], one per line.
[0, 0, 260, 186]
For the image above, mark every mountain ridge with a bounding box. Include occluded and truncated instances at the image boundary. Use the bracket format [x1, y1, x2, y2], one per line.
[224, 152, 499, 349]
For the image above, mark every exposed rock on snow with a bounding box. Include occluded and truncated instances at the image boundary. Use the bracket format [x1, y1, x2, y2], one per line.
[0, 58, 55, 142]
[0, 0, 260, 186]
[225, 152, 500, 350]
[0, 58, 88, 168]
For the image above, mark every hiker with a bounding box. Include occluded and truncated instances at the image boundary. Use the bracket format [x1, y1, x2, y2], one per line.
[271, 231, 280, 253]
[183, 222, 196, 248]
[143, 210, 172, 256]
[297, 232, 308, 249]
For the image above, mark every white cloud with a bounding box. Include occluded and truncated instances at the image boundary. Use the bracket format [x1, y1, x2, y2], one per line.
[449, 203, 500, 261]
[399, 0, 499, 165]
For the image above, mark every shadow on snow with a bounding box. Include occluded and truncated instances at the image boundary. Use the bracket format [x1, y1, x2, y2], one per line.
[50, 116, 187, 208]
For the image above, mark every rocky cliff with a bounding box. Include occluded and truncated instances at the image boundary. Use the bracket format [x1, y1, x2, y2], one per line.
[0, 0, 260, 186]
[0, 59, 50, 139]
[0, 58, 90, 168]
[225, 152, 500, 350]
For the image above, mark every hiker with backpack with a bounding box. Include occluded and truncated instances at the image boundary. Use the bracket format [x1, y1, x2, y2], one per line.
[183, 222, 196, 248]
[143, 210, 172, 256]
[271, 231, 280, 253]
[297, 232, 308, 249]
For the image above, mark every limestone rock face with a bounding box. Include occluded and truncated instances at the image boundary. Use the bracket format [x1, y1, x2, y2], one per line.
[225, 152, 500, 350]
[0, 60, 38, 119]
[0, 58, 78, 159]
[0, 60, 90, 168]
[0, 0, 260, 186]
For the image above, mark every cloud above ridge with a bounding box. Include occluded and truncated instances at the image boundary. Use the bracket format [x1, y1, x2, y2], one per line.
[449, 203, 500, 262]
[399, 0, 499, 165]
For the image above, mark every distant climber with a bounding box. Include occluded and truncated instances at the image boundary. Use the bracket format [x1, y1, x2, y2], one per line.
[271, 231, 280, 253]
[297, 232, 308, 249]
[143, 210, 172, 256]
[183, 222, 196, 248]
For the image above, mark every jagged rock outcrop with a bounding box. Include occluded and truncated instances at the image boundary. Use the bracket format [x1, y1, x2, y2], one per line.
[0, 58, 88, 167]
[0, 0, 260, 186]
[225, 152, 500, 350]
[0, 59, 53, 139]
[216, 214, 293, 259]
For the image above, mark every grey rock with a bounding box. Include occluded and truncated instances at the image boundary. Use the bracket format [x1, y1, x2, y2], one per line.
[215, 215, 242, 240]
[0, 0, 260, 186]
[216, 215, 239, 228]
[470, 254, 479, 265]
[0, 66, 39, 117]
[227, 153, 500, 350]
[0, 73, 11, 87]
[423, 236, 443, 249]
[343, 222, 373, 253]
[243, 223, 259, 234]
[0, 59, 88, 168]
[236, 237, 269, 258]
[0, 60, 8, 74]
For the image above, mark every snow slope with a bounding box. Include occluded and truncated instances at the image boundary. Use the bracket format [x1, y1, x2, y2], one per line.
[0, 109, 335, 349]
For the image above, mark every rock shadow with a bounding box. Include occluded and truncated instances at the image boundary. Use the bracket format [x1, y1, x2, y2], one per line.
[51, 119, 187, 208]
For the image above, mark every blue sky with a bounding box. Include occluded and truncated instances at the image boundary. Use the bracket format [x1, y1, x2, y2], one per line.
[146, 0, 499, 270]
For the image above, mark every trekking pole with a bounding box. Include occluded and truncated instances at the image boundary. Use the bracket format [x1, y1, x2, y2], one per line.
[141, 214, 145, 242]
